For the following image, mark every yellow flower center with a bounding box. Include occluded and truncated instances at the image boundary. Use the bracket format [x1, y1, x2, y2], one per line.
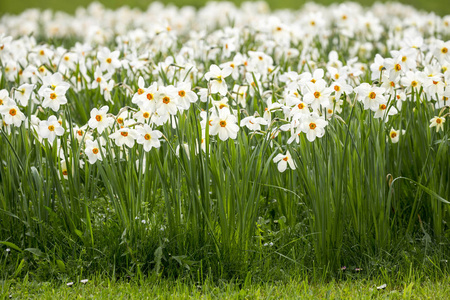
[48, 125, 55, 131]
[298, 103, 304, 109]
[334, 85, 340, 92]
[369, 92, 376, 99]
[106, 58, 112, 64]
[390, 132, 397, 138]
[411, 81, 418, 87]
[314, 91, 321, 98]
[50, 93, 57, 100]
[394, 64, 401, 71]
[143, 112, 150, 118]
[442, 47, 448, 54]
[436, 118, 442, 124]
[137, 88, 144, 95]
[95, 115, 102, 122]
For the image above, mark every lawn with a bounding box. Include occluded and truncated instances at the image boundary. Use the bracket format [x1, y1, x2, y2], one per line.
[3, 275, 450, 299]
[1, 0, 450, 297]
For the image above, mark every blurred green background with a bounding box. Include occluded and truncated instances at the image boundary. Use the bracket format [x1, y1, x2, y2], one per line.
[0, 0, 448, 15]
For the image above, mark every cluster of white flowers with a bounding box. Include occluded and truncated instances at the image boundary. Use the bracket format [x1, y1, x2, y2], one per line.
[0, 1, 449, 173]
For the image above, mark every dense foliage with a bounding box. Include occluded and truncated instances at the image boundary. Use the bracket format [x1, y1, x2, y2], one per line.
[0, 1, 449, 281]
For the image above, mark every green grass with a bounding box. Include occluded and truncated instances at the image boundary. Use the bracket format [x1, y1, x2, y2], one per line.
[2, 275, 450, 299]
[1, 0, 450, 290]
[0, 0, 449, 16]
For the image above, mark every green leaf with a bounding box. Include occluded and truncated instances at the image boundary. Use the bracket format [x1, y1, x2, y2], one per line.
[390, 176, 450, 205]
[56, 260, 66, 272]
[0, 241, 22, 252]
[74, 229, 83, 239]
[13, 259, 26, 278]
[25, 248, 44, 257]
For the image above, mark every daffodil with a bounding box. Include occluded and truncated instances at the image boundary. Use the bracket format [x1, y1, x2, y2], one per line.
[273, 150, 296, 172]
[88, 106, 114, 134]
[429, 116, 446, 132]
[39, 115, 65, 144]
[136, 124, 163, 152]
[205, 64, 232, 96]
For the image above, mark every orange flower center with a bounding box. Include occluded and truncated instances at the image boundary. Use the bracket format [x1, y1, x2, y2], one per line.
[369, 92, 376, 99]
[436, 118, 442, 124]
[390, 132, 397, 138]
[144, 133, 151, 140]
[442, 47, 448, 54]
[219, 120, 227, 127]
[309, 123, 316, 130]
[380, 104, 387, 110]
[298, 103, 304, 109]
[121, 131, 129, 137]
[50, 93, 57, 100]
[394, 64, 401, 71]
[411, 81, 418, 87]
[48, 125, 55, 131]
[143, 112, 150, 118]
[106, 58, 112, 64]
[137, 88, 144, 95]
[95, 115, 102, 122]
[334, 85, 340, 92]
[178, 90, 186, 97]
[9, 108, 17, 116]
[283, 156, 288, 161]
[314, 91, 321, 98]
[92, 148, 99, 154]
[162, 96, 170, 104]
[147, 93, 153, 100]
